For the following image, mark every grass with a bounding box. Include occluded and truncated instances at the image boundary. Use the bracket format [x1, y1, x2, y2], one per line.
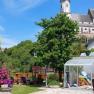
[12, 85, 40, 94]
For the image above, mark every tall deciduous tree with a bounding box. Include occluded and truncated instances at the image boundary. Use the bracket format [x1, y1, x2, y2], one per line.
[36, 14, 79, 81]
[4, 40, 34, 72]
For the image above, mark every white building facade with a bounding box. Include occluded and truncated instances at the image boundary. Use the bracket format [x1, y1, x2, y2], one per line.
[60, 0, 94, 39]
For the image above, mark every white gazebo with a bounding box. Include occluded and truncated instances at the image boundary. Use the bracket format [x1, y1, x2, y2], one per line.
[64, 57, 94, 88]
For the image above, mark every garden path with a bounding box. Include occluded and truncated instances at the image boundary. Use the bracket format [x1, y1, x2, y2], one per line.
[31, 87, 93, 94]
[0, 92, 11, 94]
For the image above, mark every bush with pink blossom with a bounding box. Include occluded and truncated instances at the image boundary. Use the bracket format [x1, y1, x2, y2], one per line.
[0, 66, 13, 87]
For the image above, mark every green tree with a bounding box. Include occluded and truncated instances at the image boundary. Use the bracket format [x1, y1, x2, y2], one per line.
[5, 40, 35, 72]
[36, 14, 79, 81]
[70, 38, 86, 56]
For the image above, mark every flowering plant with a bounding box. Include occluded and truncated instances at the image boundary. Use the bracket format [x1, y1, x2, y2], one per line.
[0, 66, 13, 87]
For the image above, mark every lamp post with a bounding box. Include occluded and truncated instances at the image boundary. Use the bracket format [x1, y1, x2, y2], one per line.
[45, 62, 51, 87]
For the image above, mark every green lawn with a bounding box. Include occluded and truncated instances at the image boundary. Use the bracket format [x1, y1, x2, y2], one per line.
[12, 85, 40, 94]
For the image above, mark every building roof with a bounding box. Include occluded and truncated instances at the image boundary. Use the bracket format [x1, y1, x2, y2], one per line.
[65, 57, 94, 66]
[70, 9, 94, 23]
[89, 9, 94, 18]
[71, 14, 92, 22]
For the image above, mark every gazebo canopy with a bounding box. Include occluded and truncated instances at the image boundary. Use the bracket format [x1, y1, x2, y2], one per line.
[64, 56, 94, 88]
[65, 57, 94, 66]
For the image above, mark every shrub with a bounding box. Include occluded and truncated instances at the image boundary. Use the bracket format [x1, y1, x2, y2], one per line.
[47, 73, 59, 85]
[48, 73, 59, 81]
[48, 80, 59, 85]
[0, 66, 13, 87]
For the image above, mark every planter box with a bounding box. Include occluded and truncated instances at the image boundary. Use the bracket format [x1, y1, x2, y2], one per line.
[1, 84, 8, 89]
[1, 84, 12, 92]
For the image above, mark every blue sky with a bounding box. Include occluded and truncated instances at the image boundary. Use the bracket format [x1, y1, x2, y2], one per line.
[0, 0, 94, 48]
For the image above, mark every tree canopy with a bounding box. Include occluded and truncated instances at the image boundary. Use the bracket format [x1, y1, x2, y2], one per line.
[0, 40, 35, 72]
[36, 14, 79, 72]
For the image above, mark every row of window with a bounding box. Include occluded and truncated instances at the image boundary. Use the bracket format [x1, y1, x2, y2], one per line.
[79, 22, 94, 24]
[79, 27, 94, 33]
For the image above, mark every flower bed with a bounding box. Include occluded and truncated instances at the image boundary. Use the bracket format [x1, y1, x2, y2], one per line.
[0, 65, 13, 91]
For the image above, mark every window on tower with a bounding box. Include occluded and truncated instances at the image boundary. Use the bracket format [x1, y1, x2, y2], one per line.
[66, 3, 68, 7]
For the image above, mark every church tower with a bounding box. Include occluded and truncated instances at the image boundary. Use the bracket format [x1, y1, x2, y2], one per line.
[60, 0, 71, 14]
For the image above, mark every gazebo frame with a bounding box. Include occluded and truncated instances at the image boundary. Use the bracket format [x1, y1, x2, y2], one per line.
[64, 57, 94, 88]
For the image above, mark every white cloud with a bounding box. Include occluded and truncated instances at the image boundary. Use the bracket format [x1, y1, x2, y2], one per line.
[3, 0, 48, 13]
[0, 30, 19, 48]
[1, 37, 19, 48]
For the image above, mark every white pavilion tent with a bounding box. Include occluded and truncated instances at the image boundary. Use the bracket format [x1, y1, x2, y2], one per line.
[64, 57, 94, 87]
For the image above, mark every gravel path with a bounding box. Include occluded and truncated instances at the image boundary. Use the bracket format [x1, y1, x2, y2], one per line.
[0, 87, 92, 94]
[31, 87, 93, 94]
[0, 92, 11, 94]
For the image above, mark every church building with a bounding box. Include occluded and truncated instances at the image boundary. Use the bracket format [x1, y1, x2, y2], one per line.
[60, 0, 94, 49]
[60, 0, 94, 38]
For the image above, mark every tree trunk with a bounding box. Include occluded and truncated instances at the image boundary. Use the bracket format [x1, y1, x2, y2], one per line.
[58, 71, 62, 82]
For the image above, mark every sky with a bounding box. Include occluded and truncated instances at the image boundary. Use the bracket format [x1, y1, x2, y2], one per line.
[0, 0, 94, 48]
